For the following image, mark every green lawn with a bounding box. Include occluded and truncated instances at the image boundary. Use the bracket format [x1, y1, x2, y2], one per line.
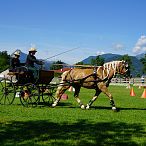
[0, 85, 146, 146]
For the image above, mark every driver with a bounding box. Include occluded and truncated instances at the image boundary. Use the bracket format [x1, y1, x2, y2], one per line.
[26, 48, 43, 80]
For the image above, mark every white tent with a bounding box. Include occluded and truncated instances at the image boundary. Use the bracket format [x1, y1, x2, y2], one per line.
[0, 69, 16, 81]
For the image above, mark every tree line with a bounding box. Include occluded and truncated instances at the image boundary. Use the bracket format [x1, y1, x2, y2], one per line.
[0, 51, 10, 72]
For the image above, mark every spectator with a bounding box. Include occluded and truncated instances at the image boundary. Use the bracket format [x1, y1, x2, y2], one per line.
[141, 76, 145, 85]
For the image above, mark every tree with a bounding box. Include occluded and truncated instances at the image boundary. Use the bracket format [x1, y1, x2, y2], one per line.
[119, 54, 132, 66]
[90, 55, 104, 66]
[119, 54, 133, 77]
[140, 54, 146, 74]
[0, 51, 10, 72]
[75, 61, 84, 65]
[50, 60, 64, 70]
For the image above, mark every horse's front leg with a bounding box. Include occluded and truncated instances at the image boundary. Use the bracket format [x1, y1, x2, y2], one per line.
[99, 83, 117, 111]
[52, 84, 69, 107]
[86, 89, 101, 109]
[74, 86, 85, 109]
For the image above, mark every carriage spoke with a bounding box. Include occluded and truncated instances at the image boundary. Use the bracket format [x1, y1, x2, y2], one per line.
[42, 86, 56, 106]
[20, 83, 39, 107]
[0, 94, 4, 104]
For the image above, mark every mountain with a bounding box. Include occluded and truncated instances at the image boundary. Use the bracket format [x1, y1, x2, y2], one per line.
[136, 52, 146, 60]
[129, 56, 143, 76]
[82, 53, 122, 64]
[81, 53, 144, 77]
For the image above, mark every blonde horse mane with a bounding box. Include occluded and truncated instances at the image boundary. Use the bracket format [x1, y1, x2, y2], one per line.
[103, 60, 125, 76]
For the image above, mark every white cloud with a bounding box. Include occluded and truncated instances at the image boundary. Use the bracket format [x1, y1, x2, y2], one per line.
[96, 51, 105, 55]
[112, 43, 124, 50]
[133, 35, 146, 53]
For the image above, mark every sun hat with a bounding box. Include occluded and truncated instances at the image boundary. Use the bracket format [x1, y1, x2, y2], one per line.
[29, 47, 37, 52]
[14, 51, 20, 56]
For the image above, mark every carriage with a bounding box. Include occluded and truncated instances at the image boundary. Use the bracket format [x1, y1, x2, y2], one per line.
[0, 66, 57, 107]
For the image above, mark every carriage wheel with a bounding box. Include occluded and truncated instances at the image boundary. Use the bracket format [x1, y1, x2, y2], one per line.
[20, 83, 40, 107]
[42, 85, 56, 106]
[0, 78, 16, 105]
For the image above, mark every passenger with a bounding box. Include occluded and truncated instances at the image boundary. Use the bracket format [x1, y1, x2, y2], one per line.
[10, 51, 21, 71]
[26, 48, 43, 80]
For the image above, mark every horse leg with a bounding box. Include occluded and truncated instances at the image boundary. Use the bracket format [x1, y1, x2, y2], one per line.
[74, 86, 85, 109]
[86, 89, 101, 109]
[99, 84, 117, 111]
[52, 84, 69, 107]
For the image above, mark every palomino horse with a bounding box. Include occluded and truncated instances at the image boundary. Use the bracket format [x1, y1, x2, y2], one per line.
[52, 60, 129, 111]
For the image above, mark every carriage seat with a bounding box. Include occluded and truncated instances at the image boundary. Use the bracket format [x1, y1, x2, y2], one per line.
[7, 71, 25, 76]
[8, 66, 35, 84]
[8, 66, 28, 75]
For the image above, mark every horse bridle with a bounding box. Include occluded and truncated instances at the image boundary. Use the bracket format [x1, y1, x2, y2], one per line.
[116, 62, 128, 75]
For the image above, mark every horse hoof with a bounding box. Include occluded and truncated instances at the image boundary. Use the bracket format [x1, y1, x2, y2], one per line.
[81, 104, 85, 109]
[86, 104, 90, 110]
[52, 103, 56, 107]
[112, 107, 117, 112]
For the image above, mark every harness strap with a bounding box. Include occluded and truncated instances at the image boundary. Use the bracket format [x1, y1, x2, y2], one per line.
[62, 68, 104, 87]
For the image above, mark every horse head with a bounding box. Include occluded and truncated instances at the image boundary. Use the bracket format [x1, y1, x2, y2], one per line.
[103, 60, 129, 77]
[116, 60, 129, 75]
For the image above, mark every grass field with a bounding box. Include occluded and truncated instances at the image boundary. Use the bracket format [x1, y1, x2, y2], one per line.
[0, 85, 146, 146]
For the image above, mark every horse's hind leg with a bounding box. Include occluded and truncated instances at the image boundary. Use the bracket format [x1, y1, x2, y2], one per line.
[52, 84, 69, 107]
[74, 86, 85, 109]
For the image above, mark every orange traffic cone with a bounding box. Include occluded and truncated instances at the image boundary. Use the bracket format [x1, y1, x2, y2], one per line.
[130, 87, 136, 96]
[141, 89, 146, 98]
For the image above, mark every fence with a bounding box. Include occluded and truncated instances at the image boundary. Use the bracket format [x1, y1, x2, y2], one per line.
[110, 77, 146, 86]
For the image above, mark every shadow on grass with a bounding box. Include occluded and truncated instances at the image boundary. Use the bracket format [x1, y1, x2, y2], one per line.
[55, 103, 146, 111]
[0, 120, 146, 146]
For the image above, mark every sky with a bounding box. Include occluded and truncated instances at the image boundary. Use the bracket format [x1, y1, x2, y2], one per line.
[0, 0, 146, 64]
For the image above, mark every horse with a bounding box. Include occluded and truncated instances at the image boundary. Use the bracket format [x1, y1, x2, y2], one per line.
[52, 60, 129, 111]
